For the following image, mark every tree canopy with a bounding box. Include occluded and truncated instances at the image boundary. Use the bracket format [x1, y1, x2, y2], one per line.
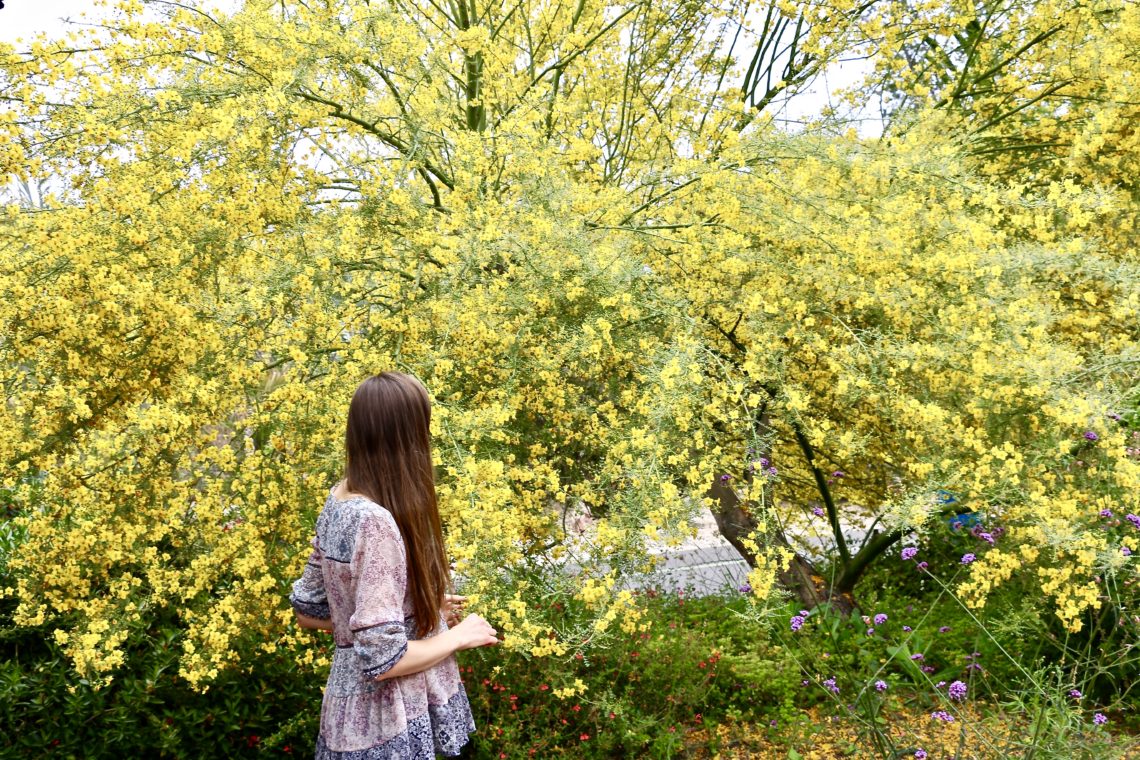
[1, 0, 1137, 690]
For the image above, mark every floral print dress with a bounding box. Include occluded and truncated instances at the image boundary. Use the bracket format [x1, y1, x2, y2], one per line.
[289, 488, 476, 759]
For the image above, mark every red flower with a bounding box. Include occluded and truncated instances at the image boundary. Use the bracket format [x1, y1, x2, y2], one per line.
[539, 683, 549, 691]
[580, 733, 590, 741]
[571, 704, 580, 712]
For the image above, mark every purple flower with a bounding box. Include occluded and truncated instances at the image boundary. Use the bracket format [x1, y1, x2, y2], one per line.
[922, 665, 936, 673]
[1100, 509, 1114, 518]
[766, 466, 778, 476]
[1124, 547, 1133, 556]
[823, 677, 839, 694]
[903, 625, 913, 632]
[1127, 514, 1140, 530]
[935, 680, 946, 689]
[931, 710, 955, 722]
[978, 532, 995, 544]
[720, 473, 732, 482]
[1069, 689, 1082, 699]
[939, 626, 951, 633]
[832, 470, 845, 478]
[812, 506, 825, 517]
[917, 561, 929, 571]
[1084, 431, 1099, 442]
[874, 613, 888, 625]
[801, 679, 810, 687]
[1093, 713, 1108, 725]
[948, 681, 967, 700]
[790, 614, 806, 632]
[866, 628, 875, 636]
[737, 583, 752, 594]
[961, 553, 976, 564]
[901, 547, 918, 561]
[910, 653, 924, 661]
[874, 680, 887, 692]
[915, 751, 927, 760]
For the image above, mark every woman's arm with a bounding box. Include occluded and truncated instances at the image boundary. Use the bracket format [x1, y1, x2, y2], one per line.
[375, 614, 499, 681]
[295, 610, 334, 632]
[289, 533, 332, 627]
[375, 631, 457, 680]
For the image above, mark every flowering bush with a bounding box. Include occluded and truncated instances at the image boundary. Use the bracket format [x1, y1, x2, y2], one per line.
[459, 587, 802, 757]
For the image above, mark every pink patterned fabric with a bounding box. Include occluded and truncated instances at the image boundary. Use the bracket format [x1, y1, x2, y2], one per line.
[289, 488, 475, 758]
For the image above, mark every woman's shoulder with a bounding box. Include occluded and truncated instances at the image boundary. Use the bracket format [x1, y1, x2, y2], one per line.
[319, 484, 399, 558]
[328, 484, 398, 528]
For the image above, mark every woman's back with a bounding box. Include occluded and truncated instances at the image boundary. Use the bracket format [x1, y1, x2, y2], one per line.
[291, 487, 476, 758]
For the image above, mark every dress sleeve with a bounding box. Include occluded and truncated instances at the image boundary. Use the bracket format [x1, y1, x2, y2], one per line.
[289, 534, 331, 620]
[349, 510, 409, 680]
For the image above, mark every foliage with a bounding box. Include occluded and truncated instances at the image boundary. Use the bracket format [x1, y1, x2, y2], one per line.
[0, 0, 1137, 708]
[788, 0, 1140, 255]
[766, 521, 1139, 758]
[0, 600, 326, 758]
[459, 585, 803, 758]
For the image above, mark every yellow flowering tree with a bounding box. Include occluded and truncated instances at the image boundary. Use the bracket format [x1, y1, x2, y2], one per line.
[792, 0, 1140, 253]
[0, 0, 1136, 696]
[0, 0, 758, 689]
[621, 116, 1139, 628]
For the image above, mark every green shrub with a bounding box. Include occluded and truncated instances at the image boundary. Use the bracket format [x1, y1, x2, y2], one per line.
[458, 586, 801, 758]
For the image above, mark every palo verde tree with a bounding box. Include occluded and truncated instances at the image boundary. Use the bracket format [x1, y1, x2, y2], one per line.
[779, 0, 1140, 254]
[0, 0, 1137, 696]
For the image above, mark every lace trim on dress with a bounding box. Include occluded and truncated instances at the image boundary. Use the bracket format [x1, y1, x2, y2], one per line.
[361, 641, 408, 679]
[291, 598, 331, 619]
[314, 685, 476, 759]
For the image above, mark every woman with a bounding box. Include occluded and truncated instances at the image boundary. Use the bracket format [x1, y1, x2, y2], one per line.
[289, 371, 500, 758]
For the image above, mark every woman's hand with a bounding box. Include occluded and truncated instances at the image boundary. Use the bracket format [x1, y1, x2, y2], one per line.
[443, 594, 466, 627]
[447, 613, 500, 650]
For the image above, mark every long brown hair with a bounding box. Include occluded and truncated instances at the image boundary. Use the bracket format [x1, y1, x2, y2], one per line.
[344, 371, 450, 638]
